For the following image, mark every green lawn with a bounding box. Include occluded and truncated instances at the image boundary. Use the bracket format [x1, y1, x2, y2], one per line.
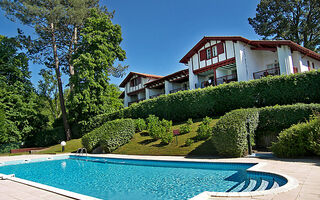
[113, 119, 219, 156]
[1, 119, 219, 157]
[35, 138, 83, 154]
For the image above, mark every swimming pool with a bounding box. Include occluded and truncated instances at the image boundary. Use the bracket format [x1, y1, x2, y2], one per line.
[0, 155, 291, 200]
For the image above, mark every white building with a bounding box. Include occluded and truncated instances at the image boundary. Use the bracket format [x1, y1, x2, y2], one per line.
[120, 36, 320, 107]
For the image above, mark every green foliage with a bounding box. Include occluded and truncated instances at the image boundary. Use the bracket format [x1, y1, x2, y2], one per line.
[82, 119, 135, 153]
[195, 117, 213, 140]
[248, 0, 320, 52]
[101, 70, 320, 122]
[180, 124, 191, 135]
[185, 138, 194, 147]
[0, 36, 49, 144]
[212, 109, 260, 157]
[146, 115, 173, 144]
[31, 126, 65, 147]
[68, 8, 126, 124]
[187, 118, 193, 126]
[0, 143, 20, 153]
[134, 118, 146, 132]
[271, 116, 320, 158]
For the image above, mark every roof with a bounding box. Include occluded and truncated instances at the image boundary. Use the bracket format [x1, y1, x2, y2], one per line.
[179, 36, 320, 64]
[145, 69, 189, 87]
[119, 72, 164, 87]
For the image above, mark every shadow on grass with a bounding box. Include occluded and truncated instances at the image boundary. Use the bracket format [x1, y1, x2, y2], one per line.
[152, 142, 169, 147]
[139, 138, 157, 145]
[139, 131, 149, 137]
[186, 139, 219, 158]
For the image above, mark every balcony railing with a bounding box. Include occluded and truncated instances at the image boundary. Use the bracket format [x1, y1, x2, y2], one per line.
[215, 73, 238, 85]
[128, 98, 146, 106]
[253, 67, 280, 79]
[150, 93, 164, 99]
[169, 87, 188, 94]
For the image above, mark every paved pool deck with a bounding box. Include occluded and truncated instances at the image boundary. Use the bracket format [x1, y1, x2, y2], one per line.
[0, 153, 319, 200]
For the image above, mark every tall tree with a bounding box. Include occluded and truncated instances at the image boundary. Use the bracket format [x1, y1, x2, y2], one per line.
[249, 0, 320, 52]
[38, 69, 60, 121]
[0, 35, 47, 144]
[69, 8, 126, 123]
[0, 0, 99, 140]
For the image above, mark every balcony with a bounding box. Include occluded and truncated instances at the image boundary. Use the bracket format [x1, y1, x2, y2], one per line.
[128, 98, 146, 106]
[253, 67, 280, 79]
[169, 87, 188, 94]
[150, 93, 164, 99]
[215, 73, 238, 85]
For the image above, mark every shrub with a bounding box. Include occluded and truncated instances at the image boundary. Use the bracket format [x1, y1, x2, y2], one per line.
[271, 116, 320, 158]
[134, 118, 146, 132]
[0, 143, 20, 153]
[212, 109, 259, 157]
[187, 118, 193, 125]
[146, 115, 173, 144]
[180, 124, 191, 134]
[196, 117, 213, 140]
[82, 118, 135, 153]
[32, 126, 65, 147]
[185, 138, 194, 146]
[97, 70, 320, 122]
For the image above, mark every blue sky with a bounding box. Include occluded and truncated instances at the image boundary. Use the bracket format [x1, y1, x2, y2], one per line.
[0, 0, 261, 89]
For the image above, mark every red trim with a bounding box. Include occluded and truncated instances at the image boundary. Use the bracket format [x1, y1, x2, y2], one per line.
[213, 69, 217, 85]
[293, 66, 298, 74]
[307, 61, 311, 71]
[180, 36, 320, 64]
[145, 69, 189, 87]
[193, 57, 236, 75]
[119, 72, 163, 87]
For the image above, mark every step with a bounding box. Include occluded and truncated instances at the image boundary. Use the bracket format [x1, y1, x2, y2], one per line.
[227, 180, 246, 192]
[255, 179, 269, 191]
[242, 179, 257, 192]
[252, 178, 262, 191]
[239, 180, 251, 192]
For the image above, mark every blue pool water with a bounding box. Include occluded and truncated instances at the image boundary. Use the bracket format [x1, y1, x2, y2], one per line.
[0, 156, 287, 200]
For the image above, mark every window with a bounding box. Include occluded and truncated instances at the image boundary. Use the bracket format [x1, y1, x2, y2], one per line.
[206, 48, 212, 59]
[212, 46, 217, 57]
[312, 63, 315, 69]
[307, 61, 311, 71]
[130, 77, 141, 87]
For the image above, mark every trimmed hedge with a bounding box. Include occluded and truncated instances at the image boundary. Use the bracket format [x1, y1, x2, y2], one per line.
[82, 118, 135, 153]
[88, 70, 320, 127]
[211, 103, 320, 157]
[271, 116, 320, 158]
[212, 109, 259, 157]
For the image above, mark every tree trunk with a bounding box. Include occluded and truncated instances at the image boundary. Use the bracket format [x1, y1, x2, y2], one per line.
[50, 22, 71, 140]
[68, 26, 77, 92]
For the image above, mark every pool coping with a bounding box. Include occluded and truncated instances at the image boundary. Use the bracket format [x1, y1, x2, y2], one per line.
[0, 154, 299, 200]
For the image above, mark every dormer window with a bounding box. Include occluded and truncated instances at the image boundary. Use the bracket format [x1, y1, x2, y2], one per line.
[199, 42, 225, 61]
[130, 77, 141, 87]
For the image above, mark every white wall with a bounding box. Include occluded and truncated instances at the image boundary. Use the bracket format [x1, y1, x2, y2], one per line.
[277, 45, 294, 75]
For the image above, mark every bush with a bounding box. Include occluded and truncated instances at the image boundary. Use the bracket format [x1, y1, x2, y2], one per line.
[82, 118, 135, 153]
[212, 109, 259, 157]
[211, 103, 320, 157]
[0, 143, 20, 153]
[97, 70, 320, 122]
[271, 116, 320, 158]
[195, 117, 213, 140]
[146, 115, 173, 144]
[187, 118, 193, 125]
[185, 138, 194, 146]
[180, 124, 191, 134]
[31, 126, 65, 147]
[134, 118, 146, 132]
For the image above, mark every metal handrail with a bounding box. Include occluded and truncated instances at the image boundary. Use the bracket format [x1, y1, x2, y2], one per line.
[253, 67, 280, 79]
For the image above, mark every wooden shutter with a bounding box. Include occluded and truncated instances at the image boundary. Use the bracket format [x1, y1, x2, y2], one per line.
[217, 43, 224, 54]
[293, 67, 298, 74]
[130, 80, 134, 87]
[307, 61, 310, 71]
[200, 49, 206, 61]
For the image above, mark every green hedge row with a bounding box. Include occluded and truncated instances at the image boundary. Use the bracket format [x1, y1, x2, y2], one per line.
[82, 118, 135, 153]
[211, 103, 320, 157]
[85, 70, 320, 132]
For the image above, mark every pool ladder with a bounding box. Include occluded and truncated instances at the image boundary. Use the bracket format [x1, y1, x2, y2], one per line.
[76, 148, 88, 157]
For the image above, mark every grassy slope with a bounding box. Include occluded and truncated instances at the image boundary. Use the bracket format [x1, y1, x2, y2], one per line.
[113, 119, 219, 156]
[35, 139, 83, 154]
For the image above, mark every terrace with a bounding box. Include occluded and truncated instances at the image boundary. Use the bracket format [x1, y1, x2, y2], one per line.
[253, 67, 280, 79]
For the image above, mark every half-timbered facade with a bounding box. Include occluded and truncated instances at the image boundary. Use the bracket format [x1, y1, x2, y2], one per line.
[120, 36, 320, 107]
